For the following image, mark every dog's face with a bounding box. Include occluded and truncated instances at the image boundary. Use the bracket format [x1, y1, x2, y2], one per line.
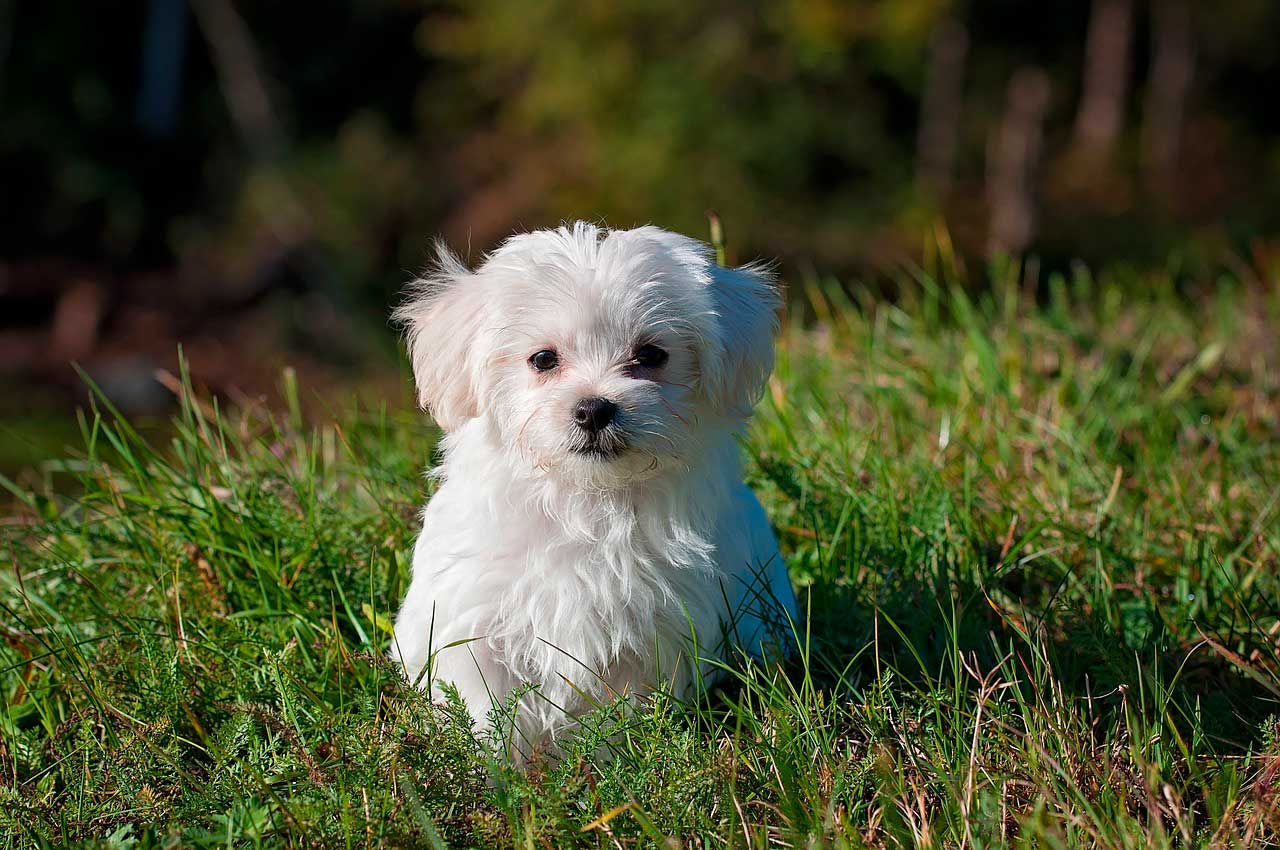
[397, 223, 779, 486]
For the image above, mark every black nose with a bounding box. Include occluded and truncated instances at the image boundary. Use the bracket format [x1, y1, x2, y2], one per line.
[573, 397, 617, 434]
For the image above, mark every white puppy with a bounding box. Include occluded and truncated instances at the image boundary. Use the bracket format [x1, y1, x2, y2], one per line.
[391, 222, 795, 756]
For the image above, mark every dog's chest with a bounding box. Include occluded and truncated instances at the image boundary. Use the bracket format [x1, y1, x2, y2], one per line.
[485, 505, 722, 678]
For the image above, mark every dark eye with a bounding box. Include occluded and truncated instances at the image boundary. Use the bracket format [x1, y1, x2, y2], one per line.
[633, 344, 668, 369]
[529, 349, 559, 372]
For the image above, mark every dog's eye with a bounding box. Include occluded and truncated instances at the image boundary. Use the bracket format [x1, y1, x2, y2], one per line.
[529, 349, 559, 372]
[633, 344, 668, 369]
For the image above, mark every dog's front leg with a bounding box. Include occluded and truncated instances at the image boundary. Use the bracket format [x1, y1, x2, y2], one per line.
[428, 639, 514, 734]
[434, 641, 565, 764]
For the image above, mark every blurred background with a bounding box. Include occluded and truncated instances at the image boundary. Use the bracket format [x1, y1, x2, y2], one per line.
[3, 0, 1279, 471]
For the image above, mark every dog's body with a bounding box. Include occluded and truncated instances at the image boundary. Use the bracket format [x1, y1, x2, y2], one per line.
[391, 223, 795, 753]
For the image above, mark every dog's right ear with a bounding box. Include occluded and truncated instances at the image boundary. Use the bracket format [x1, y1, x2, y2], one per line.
[394, 243, 487, 431]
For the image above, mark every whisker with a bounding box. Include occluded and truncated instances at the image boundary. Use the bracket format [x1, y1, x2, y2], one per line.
[659, 380, 695, 392]
[657, 396, 690, 428]
[630, 426, 679, 453]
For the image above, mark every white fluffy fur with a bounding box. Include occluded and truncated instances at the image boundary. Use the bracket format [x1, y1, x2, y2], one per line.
[391, 222, 796, 757]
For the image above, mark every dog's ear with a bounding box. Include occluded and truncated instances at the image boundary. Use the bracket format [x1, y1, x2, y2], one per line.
[701, 261, 781, 417]
[394, 243, 488, 431]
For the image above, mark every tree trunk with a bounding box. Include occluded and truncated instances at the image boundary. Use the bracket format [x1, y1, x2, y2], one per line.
[190, 0, 284, 160]
[988, 68, 1052, 256]
[136, 0, 190, 138]
[915, 18, 969, 200]
[1073, 0, 1134, 156]
[1142, 0, 1194, 199]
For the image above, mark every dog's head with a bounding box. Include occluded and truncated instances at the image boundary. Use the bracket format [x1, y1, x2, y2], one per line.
[395, 222, 779, 485]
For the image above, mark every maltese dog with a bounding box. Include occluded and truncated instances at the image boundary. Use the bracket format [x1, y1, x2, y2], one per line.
[391, 222, 796, 756]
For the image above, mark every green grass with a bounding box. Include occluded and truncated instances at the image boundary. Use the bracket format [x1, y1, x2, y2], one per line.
[3, 258, 1279, 848]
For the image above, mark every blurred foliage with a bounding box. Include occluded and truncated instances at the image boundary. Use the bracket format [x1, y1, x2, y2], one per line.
[3, 0, 1280, 297]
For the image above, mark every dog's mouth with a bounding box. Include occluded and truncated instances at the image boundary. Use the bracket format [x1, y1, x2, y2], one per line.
[572, 445, 622, 460]
[570, 430, 629, 461]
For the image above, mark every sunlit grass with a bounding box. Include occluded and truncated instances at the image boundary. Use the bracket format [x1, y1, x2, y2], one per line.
[2, 259, 1278, 847]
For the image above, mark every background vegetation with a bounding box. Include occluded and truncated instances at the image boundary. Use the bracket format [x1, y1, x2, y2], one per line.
[8, 1, 1280, 276]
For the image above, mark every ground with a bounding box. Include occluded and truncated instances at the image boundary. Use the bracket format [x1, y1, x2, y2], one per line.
[2, 257, 1278, 848]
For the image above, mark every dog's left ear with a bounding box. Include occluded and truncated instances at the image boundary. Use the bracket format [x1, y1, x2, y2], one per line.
[700, 261, 781, 417]
[394, 243, 489, 431]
